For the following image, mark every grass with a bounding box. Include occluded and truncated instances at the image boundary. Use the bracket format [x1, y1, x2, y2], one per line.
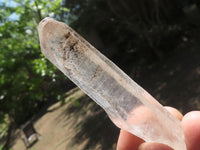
[54, 137, 69, 150]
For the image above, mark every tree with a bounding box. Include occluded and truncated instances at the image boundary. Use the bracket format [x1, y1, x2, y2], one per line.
[64, 0, 199, 64]
[0, 0, 69, 149]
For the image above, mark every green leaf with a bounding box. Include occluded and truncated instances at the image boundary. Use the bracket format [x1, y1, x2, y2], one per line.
[61, 7, 70, 12]
[0, 0, 69, 127]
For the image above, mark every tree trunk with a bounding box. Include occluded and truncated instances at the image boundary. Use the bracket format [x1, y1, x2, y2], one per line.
[3, 94, 25, 150]
[3, 119, 15, 150]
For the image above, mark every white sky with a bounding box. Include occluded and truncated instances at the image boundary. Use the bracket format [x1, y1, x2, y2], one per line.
[0, 0, 17, 7]
[0, 0, 19, 20]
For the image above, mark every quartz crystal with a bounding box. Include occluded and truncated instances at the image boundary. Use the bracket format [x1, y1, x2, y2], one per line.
[38, 17, 186, 150]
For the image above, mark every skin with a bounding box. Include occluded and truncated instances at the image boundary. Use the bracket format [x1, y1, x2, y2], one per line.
[117, 106, 200, 150]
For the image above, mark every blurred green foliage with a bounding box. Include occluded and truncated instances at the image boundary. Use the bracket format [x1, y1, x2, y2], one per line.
[0, 145, 12, 150]
[0, 0, 69, 149]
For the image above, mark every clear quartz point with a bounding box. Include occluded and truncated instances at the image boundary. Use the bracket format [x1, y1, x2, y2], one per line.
[38, 17, 186, 150]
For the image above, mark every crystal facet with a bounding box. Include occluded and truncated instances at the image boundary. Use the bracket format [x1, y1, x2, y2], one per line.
[38, 17, 186, 150]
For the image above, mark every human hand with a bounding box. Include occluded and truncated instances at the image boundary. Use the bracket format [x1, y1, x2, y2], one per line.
[117, 106, 200, 150]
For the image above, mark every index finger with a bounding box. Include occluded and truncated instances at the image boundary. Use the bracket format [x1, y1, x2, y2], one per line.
[117, 129, 144, 150]
[116, 106, 183, 150]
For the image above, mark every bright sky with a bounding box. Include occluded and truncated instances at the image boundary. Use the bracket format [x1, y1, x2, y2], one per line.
[0, 0, 19, 20]
[0, 0, 17, 7]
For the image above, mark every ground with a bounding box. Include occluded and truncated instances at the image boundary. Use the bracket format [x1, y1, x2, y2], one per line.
[134, 41, 200, 114]
[12, 88, 119, 150]
[11, 39, 200, 150]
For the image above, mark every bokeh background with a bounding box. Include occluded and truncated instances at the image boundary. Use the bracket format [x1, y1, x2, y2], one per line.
[0, 0, 200, 150]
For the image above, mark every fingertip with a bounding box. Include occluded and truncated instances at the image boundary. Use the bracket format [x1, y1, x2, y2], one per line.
[138, 142, 173, 150]
[182, 111, 200, 150]
[117, 129, 144, 150]
[164, 106, 183, 121]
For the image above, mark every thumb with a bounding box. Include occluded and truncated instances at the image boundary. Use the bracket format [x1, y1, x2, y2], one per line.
[139, 143, 173, 150]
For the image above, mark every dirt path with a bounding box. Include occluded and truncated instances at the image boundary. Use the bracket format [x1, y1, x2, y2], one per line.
[133, 41, 200, 114]
[12, 89, 119, 150]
